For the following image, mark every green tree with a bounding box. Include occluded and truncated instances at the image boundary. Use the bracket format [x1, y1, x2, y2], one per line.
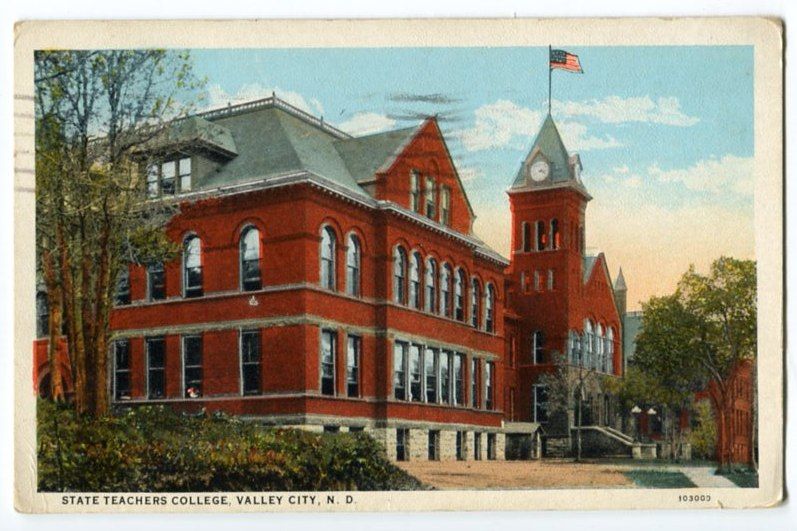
[633, 257, 756, 469]
[35, 50, 203, 416]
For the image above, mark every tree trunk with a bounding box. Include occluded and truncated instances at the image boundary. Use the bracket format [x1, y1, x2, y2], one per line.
[91, 220, 113, 416]
[41, 247, 65, 402]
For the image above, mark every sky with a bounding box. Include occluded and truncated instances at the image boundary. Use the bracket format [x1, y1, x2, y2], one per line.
[190, 46, 754, 310]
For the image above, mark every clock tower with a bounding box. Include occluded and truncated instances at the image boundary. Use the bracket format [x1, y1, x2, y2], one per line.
[506, 113, 597, 423]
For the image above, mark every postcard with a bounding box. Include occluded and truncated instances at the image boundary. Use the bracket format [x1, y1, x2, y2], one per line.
[14, 17, 783, 512]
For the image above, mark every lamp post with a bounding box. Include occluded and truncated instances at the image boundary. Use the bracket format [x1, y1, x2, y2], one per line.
[631, 405, 642, 441]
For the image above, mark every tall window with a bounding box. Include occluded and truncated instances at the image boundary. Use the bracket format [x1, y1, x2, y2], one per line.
[409, 252, 422, 309]
[393, 341, 407, 400]
[606, 328, 615, 374]
[596, 323, 605, 372]
[409, 170, 420, 211]
[456, 431, 466, 460]
[36, 292, 49, 338]
[320, 330, 336, 396]
[147, 262, 166, 301]
[440, 264, 452, 317]
[522, 221, 532, 252]
[474, 433, 482, 460]
[484, 283, 495, 332]
[568, 331, 581, 365]
[161, 160, 176, 195]
[547, 269, 555, 291]
[485, 361, 494, 410]
[240, 226, 262, 291]
[113, 340, 131, 400]
[241, 330, 261, 395]
[393, 246, 407, 304]
[115, 266, 131, 305]
[440, 185, 451, 225]
[424, 258, 437, 313]
[536, 220, 546, 251]
[584, 320, 594, 368]
[409, 344, 422, 402]
[345, 234, 361, 296]
[346, 335, 360, 397]
[396, 428, 409, 461]
[183, 235, 203, 298]
[470, 278, 481, 328]
[454, 269, 465, 321]
[146, 337, 166, 399]
[425, 347, 438, 403]
[454, 353, 464, 406]
[487, 433, 497, 460]
[320, 227, 336, 290]
[178, 157, 192, 192]
[425, 177, 436, 219]
[550, 218, 560, 249]
[182, 335, 203, 398]
[471, 358, 479, 408]
[533, 331, 545, 364]
[439, 351, 451, 404]
[534, 270, 541, 291]
[533, 385, 549, 422]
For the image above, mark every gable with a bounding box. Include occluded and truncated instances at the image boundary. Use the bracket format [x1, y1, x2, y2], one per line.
[374, 118, 476, 234]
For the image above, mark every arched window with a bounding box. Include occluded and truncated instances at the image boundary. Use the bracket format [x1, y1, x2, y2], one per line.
[320, 226, 336, 290]
[484, 283, 495, 332]
[424, 258, 437, 313]
[522, 222, 531, 252]
[440, 264, 452, 317]
[454, 268, 466, 321]
[345, 234, 361, 296]
[606, 328, 615, 374]
[583, 320, 594, 368]
[596, 323, 604, 371]
[470, 278, 481, 328]
[550, 218, 561, 250]
[240, 226, 261, 291]
[183, 235, 203, 298]
[409, 252, 422, 309]
[536, 220, 547, 251]
[568, 331, 581, 365]
[393, 246, 407, 304]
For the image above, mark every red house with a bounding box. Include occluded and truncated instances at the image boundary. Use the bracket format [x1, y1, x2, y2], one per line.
[35, 97, 629, 461]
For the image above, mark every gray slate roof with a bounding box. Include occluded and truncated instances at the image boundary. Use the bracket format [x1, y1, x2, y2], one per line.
[156, 97, 506, 264]
[583, 255, 598, 284]
[512, 114, 572, 188]
[334, 126, 422, 183]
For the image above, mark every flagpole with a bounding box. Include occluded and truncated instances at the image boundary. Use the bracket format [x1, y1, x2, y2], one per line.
[548, 45, 552, 116]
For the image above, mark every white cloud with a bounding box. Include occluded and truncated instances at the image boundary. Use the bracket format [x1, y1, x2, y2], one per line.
[557, 121, 622, 151]
[205, 83, 324, 116]
[455, 100, 619, 153]
[454, 100, 544, 152]
[338, 112, 397, 136]
[649, 154, 753, 197]
[553, 95, 699, 127]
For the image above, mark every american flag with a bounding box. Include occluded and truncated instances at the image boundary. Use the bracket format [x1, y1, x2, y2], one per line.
[550, 49, 583, 73]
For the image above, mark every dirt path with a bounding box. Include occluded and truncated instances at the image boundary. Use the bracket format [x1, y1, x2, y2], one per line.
[397, 460, 634, 490]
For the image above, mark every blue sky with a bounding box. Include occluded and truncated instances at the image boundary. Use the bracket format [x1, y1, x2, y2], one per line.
[191, 46, 754, 309]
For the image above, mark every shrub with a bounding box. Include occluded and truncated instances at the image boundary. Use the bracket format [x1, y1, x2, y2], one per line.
[688, 399, 717, 460]
[37, 400, 423, 492]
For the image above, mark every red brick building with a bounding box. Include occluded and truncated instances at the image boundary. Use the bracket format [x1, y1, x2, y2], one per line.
[35, 97, 628, 461]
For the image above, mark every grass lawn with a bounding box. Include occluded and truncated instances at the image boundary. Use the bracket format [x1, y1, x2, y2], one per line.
[624, 469, 697, 488]
[718, 470, 759, 488]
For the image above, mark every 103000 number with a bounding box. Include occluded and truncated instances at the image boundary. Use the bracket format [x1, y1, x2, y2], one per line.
[678, 494, 711, 503]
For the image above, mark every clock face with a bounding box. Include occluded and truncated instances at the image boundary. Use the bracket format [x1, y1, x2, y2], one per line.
[529, 160, 550, 182]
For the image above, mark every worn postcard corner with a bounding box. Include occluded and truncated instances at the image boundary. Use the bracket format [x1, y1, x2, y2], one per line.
[14, 16, 783, 513]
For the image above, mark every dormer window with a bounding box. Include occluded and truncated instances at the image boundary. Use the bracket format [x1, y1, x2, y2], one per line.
[410, 170, 420, 211]
[146, 156, 192, 198]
